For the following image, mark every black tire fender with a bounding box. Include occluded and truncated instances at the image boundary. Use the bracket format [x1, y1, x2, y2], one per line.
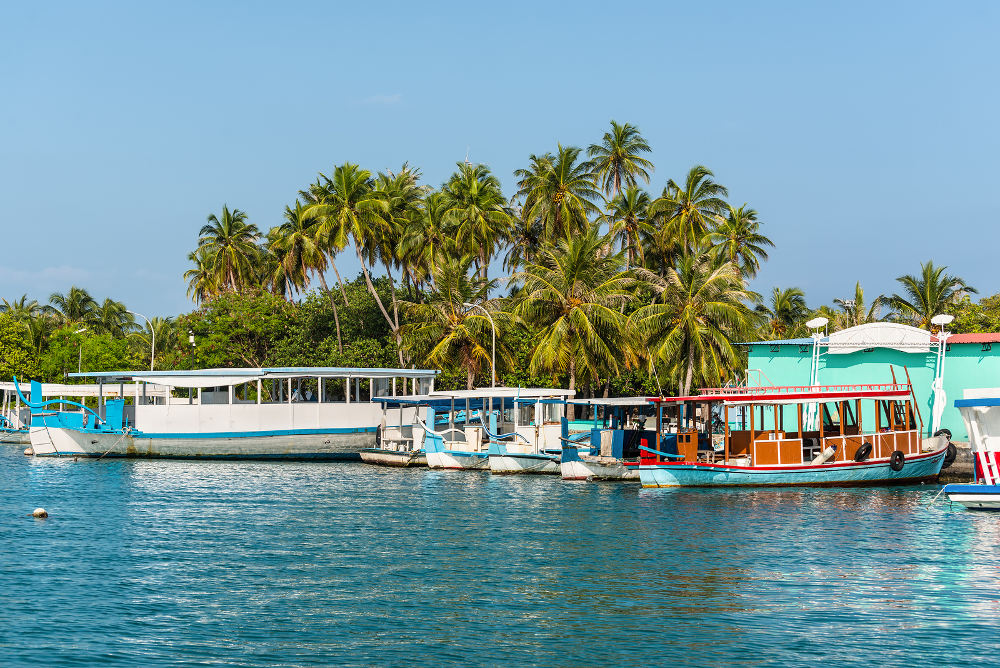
[942, 442, 958, 469]
[854, 442, 873, 462]
[889, 450, 905, 472]
[934, 428, 953, 441]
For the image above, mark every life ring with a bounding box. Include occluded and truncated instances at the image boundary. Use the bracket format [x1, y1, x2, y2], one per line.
[942, 442, 957, 469]
[889, 450, 905, 472]
[854, 442, 873, 462]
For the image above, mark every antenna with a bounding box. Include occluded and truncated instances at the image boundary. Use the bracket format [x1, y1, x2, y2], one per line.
[465, 146, 471, 165]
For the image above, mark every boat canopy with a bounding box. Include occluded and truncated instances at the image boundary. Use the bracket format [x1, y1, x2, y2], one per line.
[427, 387, 575, 400]
[568, 397, 655, 407]
[69, 367, 438, 388]
[649, 384, 914, 407]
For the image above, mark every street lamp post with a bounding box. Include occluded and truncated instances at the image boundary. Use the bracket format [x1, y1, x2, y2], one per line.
[128, 310, 155, 371]
[463, 302, 496, 387]
[74, 327, 87, 374]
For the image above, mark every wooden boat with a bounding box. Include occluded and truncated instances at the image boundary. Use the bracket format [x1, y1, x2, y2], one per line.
[559, 398, 654, 481]
[944, 392, 1000, 509]
[18, 367, 436, 460]
[639, 383, 949, 487]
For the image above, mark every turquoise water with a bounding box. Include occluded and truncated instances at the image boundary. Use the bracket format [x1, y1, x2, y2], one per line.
[1, 447, 998, 667]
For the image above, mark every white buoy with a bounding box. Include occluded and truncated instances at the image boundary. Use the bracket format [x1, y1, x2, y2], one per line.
[23, 447, 33, 456]
[32, 508, 48, 518]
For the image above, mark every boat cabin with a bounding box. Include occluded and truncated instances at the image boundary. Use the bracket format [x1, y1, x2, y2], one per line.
[645, 384, 924, 467]
[65, 367, 438, 434]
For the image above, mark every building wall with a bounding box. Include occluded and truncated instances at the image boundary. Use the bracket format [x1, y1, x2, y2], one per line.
[747, 342, 1000, 441]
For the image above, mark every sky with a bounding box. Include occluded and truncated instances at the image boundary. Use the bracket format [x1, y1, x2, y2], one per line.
[1, 1, 998, 318]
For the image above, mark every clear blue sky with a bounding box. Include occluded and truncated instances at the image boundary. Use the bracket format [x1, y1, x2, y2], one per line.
[2, 1, 997, 318]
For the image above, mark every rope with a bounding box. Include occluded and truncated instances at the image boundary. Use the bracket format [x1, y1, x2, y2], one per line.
[96, 426, 133, 461]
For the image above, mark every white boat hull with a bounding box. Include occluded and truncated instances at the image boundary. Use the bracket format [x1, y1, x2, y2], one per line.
[943, 484, 1000, 510]
[489, 452, 560, 474]
[28, 426, 374, 459]
[561, 458, 639, 481]
[360, 448, 426, 467]
[426, 450, 490, 470]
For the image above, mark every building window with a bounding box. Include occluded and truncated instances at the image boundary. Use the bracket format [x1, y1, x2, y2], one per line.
[983, 343, 992, 352]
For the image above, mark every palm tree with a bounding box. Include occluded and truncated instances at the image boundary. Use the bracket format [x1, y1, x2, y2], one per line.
[49, 287, 98, 326]
[833, 283, 887, 329]
[605, 187, 653, 269]
[514, 224, 635, 418]
[756, 287, 809, 339]
[401, 257, 508, 389]
[92, 299, 135, 337]
[890, 260, 976, 329]
[503, 205, 545, 274]
[513, 145, 602, 240]
[197, 206, 261, 293]
[130, 316, 175, 370]
[630, 256, 756, 397]
[303, 163, 405, 362]
[270, 201, 343, 350]
[1, 296, 44, 323]
[184, 247, 217, 304]
[708, 204, 773, 279]
[648, 165, 729, 251]
[400, 191, 455, 287]
[441, 162, 514, 281]
[587, 120, 654, 197]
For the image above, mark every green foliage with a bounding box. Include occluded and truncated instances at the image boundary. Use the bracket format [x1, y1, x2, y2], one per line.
[0, 314, 40, 381]
[39, 326, 139, 380]
[164, 291, 298, 369]
[950, 294, 1000, 334]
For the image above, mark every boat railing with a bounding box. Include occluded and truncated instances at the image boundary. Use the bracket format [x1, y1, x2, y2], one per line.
[698, 383, 910, 397]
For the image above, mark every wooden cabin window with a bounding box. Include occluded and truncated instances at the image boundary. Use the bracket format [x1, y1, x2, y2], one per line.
[841, 401, 858, 435]
[821, 403, 841, 434]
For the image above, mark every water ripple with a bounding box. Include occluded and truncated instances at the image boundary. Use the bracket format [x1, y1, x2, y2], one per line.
[1, 448, 998, 666]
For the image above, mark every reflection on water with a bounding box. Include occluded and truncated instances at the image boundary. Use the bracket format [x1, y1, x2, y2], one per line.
[1, 449, 999, 666]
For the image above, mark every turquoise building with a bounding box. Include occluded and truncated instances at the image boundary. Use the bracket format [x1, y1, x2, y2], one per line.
[745, 322, 1000, 442]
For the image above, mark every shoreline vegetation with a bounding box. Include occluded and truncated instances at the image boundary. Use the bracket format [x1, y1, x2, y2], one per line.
[0, 121, 988, 408]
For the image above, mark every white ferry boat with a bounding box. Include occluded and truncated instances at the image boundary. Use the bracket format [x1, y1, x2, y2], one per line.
[19, 367, 436, 459]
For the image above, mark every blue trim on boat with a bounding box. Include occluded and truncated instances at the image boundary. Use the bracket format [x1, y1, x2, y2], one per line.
[59, 426, 377, 439]
[943, 483, 1000, 493]
[955, 398, 1000, 408]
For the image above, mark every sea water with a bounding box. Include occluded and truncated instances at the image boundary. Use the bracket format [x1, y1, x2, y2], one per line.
[1, 447, 998, 667]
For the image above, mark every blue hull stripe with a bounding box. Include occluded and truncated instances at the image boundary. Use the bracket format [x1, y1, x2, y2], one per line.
[61, 426, 376, 439]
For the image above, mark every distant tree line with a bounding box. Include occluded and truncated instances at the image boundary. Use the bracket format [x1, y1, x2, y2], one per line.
[0, 121, 983, 402]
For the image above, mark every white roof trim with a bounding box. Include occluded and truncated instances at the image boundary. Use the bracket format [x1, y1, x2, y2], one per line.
[825, 322, 934, 354]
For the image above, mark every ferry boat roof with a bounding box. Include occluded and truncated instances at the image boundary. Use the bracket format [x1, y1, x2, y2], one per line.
[568, 397, 654, 407]
[69, 366, 438, 388]
[649, 383, 914, 406]
[373, 387, 575, 408]
[428, 387, 575, 400]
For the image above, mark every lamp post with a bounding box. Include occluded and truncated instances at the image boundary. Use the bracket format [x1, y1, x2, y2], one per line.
[128, 310, 155, 371]
[463, 302, 496, 387]
[74, 327, 87, 374]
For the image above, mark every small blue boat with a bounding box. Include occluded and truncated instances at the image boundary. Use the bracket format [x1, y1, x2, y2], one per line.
[560, 398, 658, 481]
